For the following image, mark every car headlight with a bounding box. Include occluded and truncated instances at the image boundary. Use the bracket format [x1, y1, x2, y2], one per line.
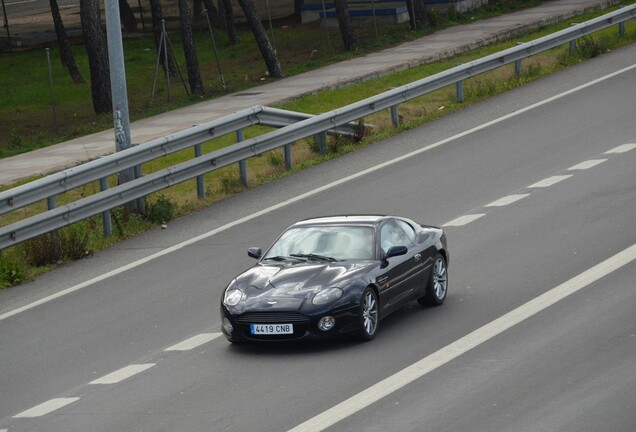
[312, 287, 343, 305]
[223, 282, 244, 307]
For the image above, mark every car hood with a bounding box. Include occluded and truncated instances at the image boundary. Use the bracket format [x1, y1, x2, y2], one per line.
[235, 261, 373, 308]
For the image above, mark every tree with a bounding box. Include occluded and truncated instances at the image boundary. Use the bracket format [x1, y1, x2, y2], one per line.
[149, 0, 177, 75]
[49, 0, 84, 83]
[334, 0, 356, 51]
[177, 0, 204, 95]
[118, 0, 137, 33]
[80, 0, 111, 114]
[406, 0, 430, 30]
[218, 0, 240, 45]
[236, 0, 284, 78]
[201, 0, 223, 29]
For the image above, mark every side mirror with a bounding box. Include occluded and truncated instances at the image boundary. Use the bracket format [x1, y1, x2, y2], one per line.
[247, 247, 262, 259]
[385, 245, 407, 259]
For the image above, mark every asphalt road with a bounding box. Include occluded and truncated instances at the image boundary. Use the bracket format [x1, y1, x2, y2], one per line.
[1, 44, 635, 432]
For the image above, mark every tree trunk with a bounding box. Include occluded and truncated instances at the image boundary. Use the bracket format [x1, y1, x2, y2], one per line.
[80, 0, 112, 114]
[178, 0, 204, 95]
[406, 0, 428, 29]
[236, 0, 284, 78]
[202, 0, 223, 29]
[118, 0, 137, 32]
[149, 0, 177, 75]
[219, 0, 240, 45]
[334, 0, 355, 51]
[49, 0, 85, 83]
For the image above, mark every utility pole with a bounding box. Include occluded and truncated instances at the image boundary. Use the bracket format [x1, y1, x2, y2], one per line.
[104, 0, 135, 186]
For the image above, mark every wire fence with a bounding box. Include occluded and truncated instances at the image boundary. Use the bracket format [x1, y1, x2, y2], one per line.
[0, 0, 294, 52]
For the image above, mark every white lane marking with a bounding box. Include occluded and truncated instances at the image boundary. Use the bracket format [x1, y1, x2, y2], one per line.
[89, 364, 155, 385]
[288, 243, 636, 432]
[606, 143, 636, 154]
[13, 397, 80, 418]
[528, 175, 572, 188]
[485, 194, 530, 207]
[165, 333, 222, 351]
[442, 214, 486, 227]
[2, 64, 635, 322]
[568, 159, 607, 170]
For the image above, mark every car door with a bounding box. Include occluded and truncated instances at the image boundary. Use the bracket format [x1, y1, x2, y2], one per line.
[375, 219, 422, 313]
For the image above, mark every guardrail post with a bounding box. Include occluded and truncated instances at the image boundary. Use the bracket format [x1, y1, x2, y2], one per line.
[619, 21, 626, 37]
[315, 132, 328, 154]
[237, 129, 248, 186]
[132, 144, 146, 213]
[569, 23, 578, 54]
[456, 80, 464, 103]
[515, 43, 523, 77]
[195, 143, 205, 199]
[284, 144, 293, 169]
[46, 196, 59, 242]
[391, 105, 399, 127]
[100, 178, 113, 237]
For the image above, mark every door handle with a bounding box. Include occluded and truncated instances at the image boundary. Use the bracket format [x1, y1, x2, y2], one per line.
[414, 253, 421, 261]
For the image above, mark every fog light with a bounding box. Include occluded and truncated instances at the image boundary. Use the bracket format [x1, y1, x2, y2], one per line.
[318, 316, 336, 331]
[223, 318, 234, 333]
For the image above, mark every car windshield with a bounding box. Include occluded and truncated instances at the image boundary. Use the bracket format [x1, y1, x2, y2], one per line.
[264, 225, 374, 261]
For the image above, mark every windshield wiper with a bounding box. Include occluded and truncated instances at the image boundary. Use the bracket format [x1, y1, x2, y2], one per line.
[290, 253, 339, 262]
[263, 255, 307, 262]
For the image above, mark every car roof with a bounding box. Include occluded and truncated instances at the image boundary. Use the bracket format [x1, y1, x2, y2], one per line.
[294, 215, 388, 226]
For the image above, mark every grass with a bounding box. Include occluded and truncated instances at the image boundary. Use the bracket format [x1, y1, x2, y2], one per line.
[1, 1, 635, 287]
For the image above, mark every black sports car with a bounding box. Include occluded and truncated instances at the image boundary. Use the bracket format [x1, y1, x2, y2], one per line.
[220, 215, 449, 343]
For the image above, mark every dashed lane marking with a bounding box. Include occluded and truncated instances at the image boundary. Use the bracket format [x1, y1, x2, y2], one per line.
[528, 175, 572, 188]
[89, 364, 156, 385]
[568, 159, 607, 170]
[485, 194, 530, 207]
[13, 398, 80, 418]
[606, 144, 636, 154]
[165, 333, 222, 351]
[442, 214, 486, 227]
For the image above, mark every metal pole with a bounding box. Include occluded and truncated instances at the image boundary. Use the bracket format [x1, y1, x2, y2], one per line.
[264, 0, 276, 53]
[456, 80, 464, 103]
[104, 0, 135, 186]
[1, 0, 12, 51]
[203, 8, 226, 89]
[390, 105, 399, 127]
[45, 48, 57, 128]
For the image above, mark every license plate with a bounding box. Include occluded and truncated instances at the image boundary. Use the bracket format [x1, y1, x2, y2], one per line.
[250, 323, 294, 335]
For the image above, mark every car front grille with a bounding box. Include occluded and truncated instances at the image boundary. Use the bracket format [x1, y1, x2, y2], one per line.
[236, 312, 311, 324]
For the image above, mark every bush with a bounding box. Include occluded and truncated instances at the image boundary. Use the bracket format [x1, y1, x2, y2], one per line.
[145, 194, 176, 224]
[0, 258, 25, 286]
[61, 226, 91, 260]
[21, 233, 62, 267]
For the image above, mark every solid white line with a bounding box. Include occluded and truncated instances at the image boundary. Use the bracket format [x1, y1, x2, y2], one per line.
[606, 143, 636, 154]
[2, 64, 635, 322]
[485, 194, 530, 207]
[89, 364, 155, 385]
[442, 214, 486, 227]
[528, 175, 572, 188]
[288, 243, 636, 432]
[165, 333, 222, 351]
[568, 159, 606, 170]
[13, 397, 80, 418]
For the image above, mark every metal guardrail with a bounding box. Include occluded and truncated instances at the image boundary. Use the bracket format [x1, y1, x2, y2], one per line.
[1, 4, 634, 250]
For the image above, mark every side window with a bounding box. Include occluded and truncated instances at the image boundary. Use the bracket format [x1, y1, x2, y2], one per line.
[395, 220, 416, 244]
[380, 220, 409, 253]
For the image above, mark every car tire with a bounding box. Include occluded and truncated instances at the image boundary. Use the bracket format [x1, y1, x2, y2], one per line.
[418, 254, 448, 307]
[357, 287, 379, 341]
